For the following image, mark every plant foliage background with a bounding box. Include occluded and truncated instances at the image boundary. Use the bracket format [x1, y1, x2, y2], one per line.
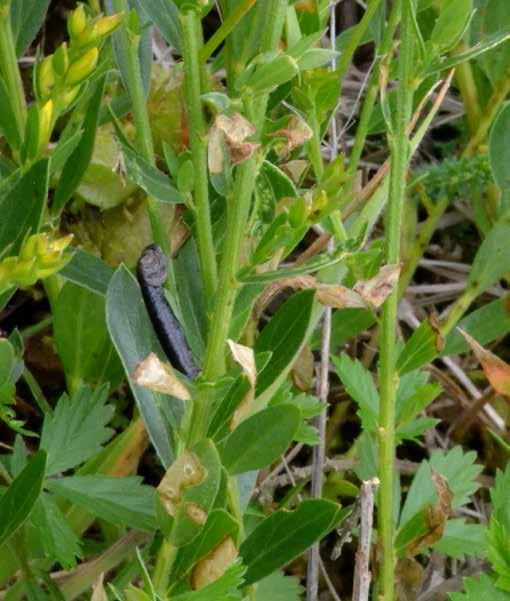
[0, 0, 510, 599]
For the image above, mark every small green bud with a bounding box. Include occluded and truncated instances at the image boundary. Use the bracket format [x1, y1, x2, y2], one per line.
[60, 84, 81, 108]
[66, 47, 99, 85]
[68, 4, 87, 38]
[38, 56, 55, 99]
[53, 43, 69, 77]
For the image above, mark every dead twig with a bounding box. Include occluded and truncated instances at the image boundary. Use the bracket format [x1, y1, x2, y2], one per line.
[352, 478, 379, 601]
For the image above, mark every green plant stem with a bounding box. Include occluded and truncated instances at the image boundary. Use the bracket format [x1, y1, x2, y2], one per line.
[377, 1, 414, 598]
[200, 0, 256, 62]
[464, 63, 510, 157]
[398, 196, 449, 296]
[453, 42, 481, 134]
[112, 0, 171, 262]
[347, 2, 400, 179]
[180, 9, 218, 300]
[203, 0, 287, 381]
[153, 539, 177, 599]
[0, 3, 26, 136]
[335, 0, 383, 79]
[439, 284, 478, 339]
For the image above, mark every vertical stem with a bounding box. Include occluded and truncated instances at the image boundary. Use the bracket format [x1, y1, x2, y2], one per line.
[153, 539, 177, 599]
[180, 10, 218, 300]
[377, 1, 414, 599]
[202, 0, 287, 382]
[347, 2, 400, 178]
[453, 42, 481, 134]
[112, 0, 171, 260]
[0, 2, 26, 136]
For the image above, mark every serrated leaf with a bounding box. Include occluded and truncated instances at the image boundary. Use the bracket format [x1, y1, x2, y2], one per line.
[432, 519, 486, 560]
[40, 385, 114, 475]
[0, 450, 46, 547]
[255, 570, 304, 601]
[31, 493, 82, 568]
[397, 319, 443, 374]
[449, 573, 510, 600]
[487, 519, 510, 591]
[399, 447, 482, 530]
[239, 499, 342, 585]
[332, 353, 379, 432]
[46, 475, 156, 531]
[491, 464, 510, 533]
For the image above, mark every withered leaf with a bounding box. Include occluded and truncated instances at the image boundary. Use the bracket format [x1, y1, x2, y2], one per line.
[191, 536, 238, 590]
[208, 113, 260, 174]
[354, 264, 401, 308]
[227, 339, 257, 429]
[131, 353, 191, 400]
[459, 328, 510, 398]
[157, 450, 205, 517]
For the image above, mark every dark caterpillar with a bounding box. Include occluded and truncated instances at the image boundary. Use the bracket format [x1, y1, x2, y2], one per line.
[137, 244, 200, 380]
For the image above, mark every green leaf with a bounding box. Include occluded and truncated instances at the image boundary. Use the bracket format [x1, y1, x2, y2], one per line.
[0, 450, 46, 547]
[122, 144, 185, 204]
[40, 385, 114, 475]
[397, 320, 441, 374]
[0, 76, 21, 152]
[332, 354, 379, 432]
[46, 475, 156, 531]
[443, 296, 510, 356]
[174, 239, 207, 361]
[221, 405, 301, 474]
[429, 0, 472, 52]
[432, 519, 486, 560]
[255, 571, 304, 601]
[170, 439, 222, 547]
[50, 130, 84, 176]
[239, 499, 342, 585]
[399, 447, 482, 530]
[59, 248, 114, 296]
[137, 0, 182, 53]
[52, 76, 106, 215]
[254, 290, 316, 408]
[54, 283, 123, 390]
[10, 0, 51, 56]
[0, 159, 49, 256]
[242, 54, 299, 94]
[487, 519, 510, 591]
[313, 307, 374, 352]
[468, 218, 510, 296]
[171, 560, 245, 601]
[106, 266, 178, 467]
[0, 338, 15, 386]
[172, 509, 240, 583]
[450, 574, 510, 600]
[297, 48, 340, 71]
[490, 103, 510, 192]
[491, 464, 510, 533]
[31, 493, 82, 569]
[425, 30, 510, 74]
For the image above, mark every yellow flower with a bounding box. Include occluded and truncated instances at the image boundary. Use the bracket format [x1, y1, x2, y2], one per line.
[68, 4, 87, 38]
[66, 47, 99, 86]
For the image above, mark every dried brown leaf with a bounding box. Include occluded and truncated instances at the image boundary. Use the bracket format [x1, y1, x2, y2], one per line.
[209, 113, 260, 173]
[354, 264, 401, 308]
[157, 451, 205, 517]
[91, 574, 107, 601]
[191, 537, 238, 590]
[131, 353, 191, 400]
[227, 340, 257, 429]
[271, 115, 313, 157]
[459, 329, 510, 397]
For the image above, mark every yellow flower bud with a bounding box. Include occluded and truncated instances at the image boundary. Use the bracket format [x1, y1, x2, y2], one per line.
[66, 47, 99, 86]
[53, 43, 69, 77]
[60, 85, 81, 108]
[37, 99, 54, 154]
[75, 22, 99, 47]
[38, 56, 55, 99]
[68, 4, 87, 38]
[50, 233, 73, 252]
[95, 12, 124, 37]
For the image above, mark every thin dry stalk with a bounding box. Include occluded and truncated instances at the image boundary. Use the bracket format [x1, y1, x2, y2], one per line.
[352, 478, 379, 601]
